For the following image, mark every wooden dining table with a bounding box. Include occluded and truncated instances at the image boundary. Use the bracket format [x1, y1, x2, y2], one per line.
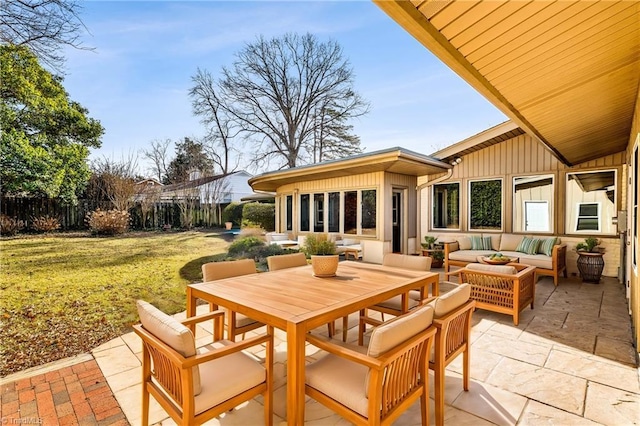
[186, 260, 439, 425]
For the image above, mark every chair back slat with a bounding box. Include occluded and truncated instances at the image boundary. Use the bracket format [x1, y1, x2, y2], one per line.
[380, 342, 424, 418]
[202, 259, 256, 281]
[444, 313, 468, 359]
[267, 252, 307, 271]
[143, 341, 185, 405]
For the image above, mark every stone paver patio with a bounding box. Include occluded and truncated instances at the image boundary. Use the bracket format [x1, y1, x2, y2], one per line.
[2, 273, 639, 425]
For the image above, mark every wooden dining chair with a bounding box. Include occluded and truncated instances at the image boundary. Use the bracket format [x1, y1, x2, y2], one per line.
[133, 300, 273, 426]
[202, 259, 265, 341]
[305, 304, 437, 425]
[426, 283, 475, 426]
[359, 254, 431, 345]
[266, 252, 307, 270]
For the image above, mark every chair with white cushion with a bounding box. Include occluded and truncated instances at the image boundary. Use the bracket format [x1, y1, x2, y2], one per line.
[305, 304, 437, 425]
[202, 259, 264, 341]
[358, 254, 432, 345]
[133, 300, 273, 426]
[427, 284, 475, 426]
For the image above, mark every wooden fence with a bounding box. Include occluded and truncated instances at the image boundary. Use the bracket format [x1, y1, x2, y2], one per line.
[0, 197, 226, 230]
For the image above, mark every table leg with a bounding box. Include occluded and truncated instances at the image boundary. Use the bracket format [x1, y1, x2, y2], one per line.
[186, 287, 197, 334]
[432, 275, 439, 297]
[286, 321, 306, 425]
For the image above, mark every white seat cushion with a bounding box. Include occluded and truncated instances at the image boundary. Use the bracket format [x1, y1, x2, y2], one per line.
[136, 300, 201, 395]
[194, 342, 266, 415]
[466, 263, 518, 275]
[305, 353, 369, 417]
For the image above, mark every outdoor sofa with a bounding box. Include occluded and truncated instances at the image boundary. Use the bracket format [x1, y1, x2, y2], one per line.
[439, 233, 567, 285]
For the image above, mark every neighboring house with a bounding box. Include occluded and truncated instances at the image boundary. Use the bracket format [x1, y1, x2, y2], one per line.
[160, 170, 256, 204]
[250, 2, 640, 354]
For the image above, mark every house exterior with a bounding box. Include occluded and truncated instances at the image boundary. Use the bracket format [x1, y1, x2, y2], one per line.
[250, 1, 640, 354]
[160, 170, 256, 204]
[248, 148, 450, 263]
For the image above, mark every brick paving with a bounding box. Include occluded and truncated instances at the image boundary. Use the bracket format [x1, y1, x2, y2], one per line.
[1, 360, 128, 426]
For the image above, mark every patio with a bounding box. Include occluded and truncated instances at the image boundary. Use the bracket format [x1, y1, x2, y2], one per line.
[2, 272, 637, 425]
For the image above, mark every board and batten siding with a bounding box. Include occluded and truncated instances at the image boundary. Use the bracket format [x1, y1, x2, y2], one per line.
[419, 133, 626, 277]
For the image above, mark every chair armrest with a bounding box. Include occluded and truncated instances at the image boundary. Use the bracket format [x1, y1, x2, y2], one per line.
[443, 241, 459, 254]
[184, 328, 273, 368]
[180, 310, 225, 327]
[445, 270, 461, 279]
[306, 334, 379, 369]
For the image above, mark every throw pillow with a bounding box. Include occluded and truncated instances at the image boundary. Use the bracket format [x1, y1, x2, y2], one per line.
[516, 237, 541, 255]
[538, 237, 557, 256]
[457, 236, 472, 250]
[470, 235, 484, 250]
[482, 236, 493, 250]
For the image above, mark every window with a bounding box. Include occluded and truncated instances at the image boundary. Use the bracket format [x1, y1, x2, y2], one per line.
[361, 189, 377, 236]
[575, 203, 600, 231]
[344, 191, 357, 235]
[566, 170, 616, 235]
[432, 183, 459, 229]
[300, 194, 310, 232]
[313, 194, 324, 232]
[328, 192, 340, 233]
[513, 175, 553, 233]
[285, 195, 293, 231]
[469, 179, 502, 231]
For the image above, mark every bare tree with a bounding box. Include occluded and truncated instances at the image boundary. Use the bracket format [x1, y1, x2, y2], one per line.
[312, 105, 364, 162]
[216, 32, 369, 169]
[142, 139, 171, 182]
[202, 176, 231, 226]
[0, 0, 91, 71]
[91, 155, 139, 211]
[190, 68, 241, 174]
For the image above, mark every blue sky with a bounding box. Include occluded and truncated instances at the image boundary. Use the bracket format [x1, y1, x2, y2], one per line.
[63, 1, 506, 176]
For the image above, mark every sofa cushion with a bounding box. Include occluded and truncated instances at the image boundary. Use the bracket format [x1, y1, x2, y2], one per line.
[342, 238, 359, 246]
[538, 237, 557, 256]
[500, 234, 524, 251]
[517, 254, 552, 270]
[436, 235, 457, 243]
[449, 250, 494, 263]
[136, 300, 201, 395]
[457, 236, 472, 250]
[466, 263, 518, 275]
[484, 234, 502, 251]
[516, 237, 542, 255]
[470, 235, 492, 250]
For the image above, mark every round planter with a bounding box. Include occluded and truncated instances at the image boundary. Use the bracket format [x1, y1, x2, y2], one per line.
[311, 255, 339, 277]
[577, 252, 604, 284]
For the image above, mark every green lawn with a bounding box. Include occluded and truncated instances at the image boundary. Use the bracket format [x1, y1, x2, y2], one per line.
[0, 230, 231, 376]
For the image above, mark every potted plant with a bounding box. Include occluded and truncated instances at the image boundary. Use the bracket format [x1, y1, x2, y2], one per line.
[575, 237, 605, 283]
[421, 236, 444, 268]
[303, 233, 339, 277]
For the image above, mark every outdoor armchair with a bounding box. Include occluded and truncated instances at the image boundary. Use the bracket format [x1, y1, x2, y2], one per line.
[448, 263, 535, 326]
[202, 259, 265, 341]
[305, 304, 437, 425]
[426, 284, 475, 426]
[133, 300, 273, 426]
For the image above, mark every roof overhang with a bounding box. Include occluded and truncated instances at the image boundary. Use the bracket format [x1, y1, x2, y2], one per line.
[249, 147, 451, 192]
[431, 120, 525, 164]
[375, 0, 640, 166]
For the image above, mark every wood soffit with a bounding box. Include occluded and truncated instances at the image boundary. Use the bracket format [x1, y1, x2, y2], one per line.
[375, 0, 640, 167]
[249, 148, 451, 192]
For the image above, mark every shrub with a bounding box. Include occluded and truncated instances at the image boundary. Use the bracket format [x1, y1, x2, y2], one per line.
[0, 215, 25, 236]
[242, 203, 275, 232]
[240, 225, 266, 238]
[31, 215, 61, 233]
[86, 209, 130, 235]
[222, 202, 244, 227]
[227, 236, 265, 257]
[302, 233, 336, 256]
